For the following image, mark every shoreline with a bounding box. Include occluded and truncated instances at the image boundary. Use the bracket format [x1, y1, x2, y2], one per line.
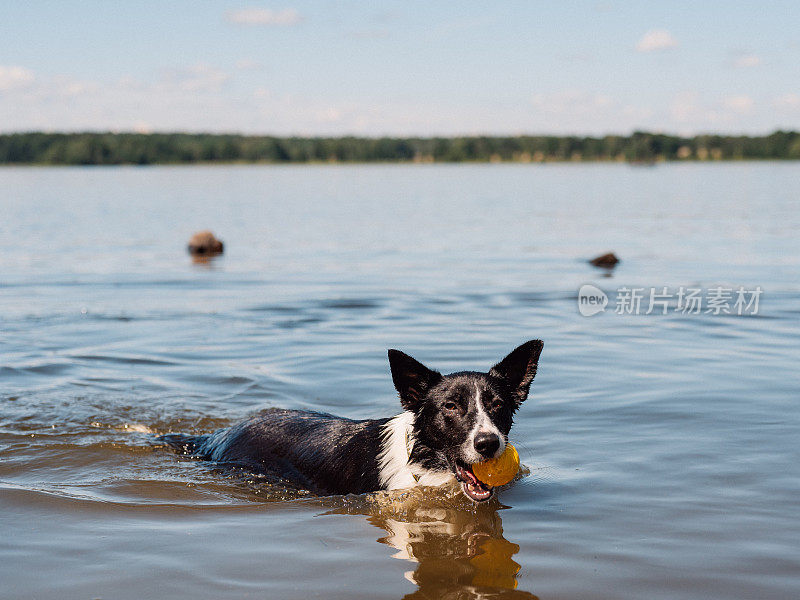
[2, 157, 800, 167]
[2, 131, 799, 165]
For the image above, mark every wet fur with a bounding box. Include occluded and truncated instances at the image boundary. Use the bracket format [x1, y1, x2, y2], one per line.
[159, 340, 543, 500]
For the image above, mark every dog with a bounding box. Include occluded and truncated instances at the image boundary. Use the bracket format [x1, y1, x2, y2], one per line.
[187, 230, 224, 256]
[159, 340, 543, 502]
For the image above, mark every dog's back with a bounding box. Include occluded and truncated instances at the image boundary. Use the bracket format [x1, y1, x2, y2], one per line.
[159, 408, 389, 495]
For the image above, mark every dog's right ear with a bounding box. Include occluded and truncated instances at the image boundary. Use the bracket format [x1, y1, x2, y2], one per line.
[388, 349, 442, 412]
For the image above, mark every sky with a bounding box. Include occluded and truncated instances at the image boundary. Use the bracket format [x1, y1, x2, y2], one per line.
[1, 1, 799, 136]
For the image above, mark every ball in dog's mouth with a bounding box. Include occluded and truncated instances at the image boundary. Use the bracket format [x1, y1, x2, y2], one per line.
[455, 463, 494, 502]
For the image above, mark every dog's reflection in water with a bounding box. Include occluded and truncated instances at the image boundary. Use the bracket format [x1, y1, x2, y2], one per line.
[369, 503, 539, 600]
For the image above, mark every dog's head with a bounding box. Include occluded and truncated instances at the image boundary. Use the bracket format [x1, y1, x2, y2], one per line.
[388, 340, 543, 502]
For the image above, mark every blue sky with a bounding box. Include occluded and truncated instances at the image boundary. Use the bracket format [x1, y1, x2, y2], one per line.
[1, 1, 799, 135]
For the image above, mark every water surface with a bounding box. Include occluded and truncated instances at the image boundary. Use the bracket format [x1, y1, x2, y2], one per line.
[1, 163, 799, 599]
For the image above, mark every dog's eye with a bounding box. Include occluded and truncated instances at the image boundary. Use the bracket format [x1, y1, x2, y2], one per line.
[487, 398, 503, 410]
[443, 401, 458, 411]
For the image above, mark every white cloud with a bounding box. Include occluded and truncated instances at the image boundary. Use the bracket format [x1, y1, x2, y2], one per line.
[0, 66, 794, 137]
[774, 93, 800, 110]
[0, 65, 35, 91]
[669, 92, 764, 129]
[318, 107, 342, 123]
[0, 65, 239, 133]
[733, 54, 761, 68]
[529, 90, 653, 133]
[53, 76, 100, 97]
[347, 29, 391, 40]
[722, 95, 754, 114]
[532, 90, 612, 113]
[635, 29, 678, 53]
[669, 91, 704, 124]
[226, 8, 301, 26]
[235, 58, 263, 71]
[160, 64, 230, 92]
[133, 121, 153, 134]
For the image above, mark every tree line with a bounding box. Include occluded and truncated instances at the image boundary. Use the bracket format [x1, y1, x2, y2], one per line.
[1, 130, 799, 165]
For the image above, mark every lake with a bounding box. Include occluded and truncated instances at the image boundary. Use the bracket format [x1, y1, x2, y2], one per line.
[1, 163, 799, 599]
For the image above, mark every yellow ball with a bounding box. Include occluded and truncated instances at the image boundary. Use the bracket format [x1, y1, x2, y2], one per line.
[472, 443, 520, 487]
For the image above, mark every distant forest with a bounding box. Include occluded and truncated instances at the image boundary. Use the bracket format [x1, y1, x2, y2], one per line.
[1, 130, 799, 165]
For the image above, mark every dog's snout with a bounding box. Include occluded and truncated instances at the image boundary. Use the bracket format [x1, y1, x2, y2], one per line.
[474, 432, 500, 459]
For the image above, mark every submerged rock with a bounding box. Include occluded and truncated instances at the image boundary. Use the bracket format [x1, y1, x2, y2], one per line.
[589, 252, 619, 268]
[188, 230, 224, 257]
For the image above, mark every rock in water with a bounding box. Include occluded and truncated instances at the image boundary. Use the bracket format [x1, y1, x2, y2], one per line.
[589, 252, 619, 268]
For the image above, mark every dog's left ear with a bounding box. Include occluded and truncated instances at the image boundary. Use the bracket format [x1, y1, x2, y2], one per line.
[489, 340, 544, 406]
[388, 349, 442, 412]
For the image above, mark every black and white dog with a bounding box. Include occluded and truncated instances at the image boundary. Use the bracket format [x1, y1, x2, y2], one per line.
[160, 340, 543, 502]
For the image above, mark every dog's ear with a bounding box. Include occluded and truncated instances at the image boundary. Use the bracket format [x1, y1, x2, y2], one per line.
[489, 340, 544, 406]
[388, 349, 442, 412]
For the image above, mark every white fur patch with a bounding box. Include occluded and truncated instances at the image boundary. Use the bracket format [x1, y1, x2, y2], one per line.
[463, 382, 505, 462]
[378, 412, 419, 490]
[378, 411, 455, 490]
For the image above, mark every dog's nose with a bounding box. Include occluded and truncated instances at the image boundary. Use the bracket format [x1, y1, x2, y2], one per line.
[474, 432, 500, 459]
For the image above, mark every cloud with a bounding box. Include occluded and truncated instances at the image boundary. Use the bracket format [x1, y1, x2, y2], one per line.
[774, 93, 800, 110]
[635, 29, 678, 53]
[235, 58, 263, 71]
[226, 8, 301, 26]
[0, 65, 35, 91]
[732, 54, 761, 68]
[722, 95, 754, 114]
[57, 78, 100, 97]
[0, 63, 240, 133]
[669, 91, 761, 129]
[0, 65, 793, 137]
[531, 90, 613, 113]
[133, 121, 153, 134]
[346, 29, 391, 40]
[159, 64, 230, 92]
[3, 72, 643, 136]
[529, 90, 653, 133]
[669, 91, 703, 124]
